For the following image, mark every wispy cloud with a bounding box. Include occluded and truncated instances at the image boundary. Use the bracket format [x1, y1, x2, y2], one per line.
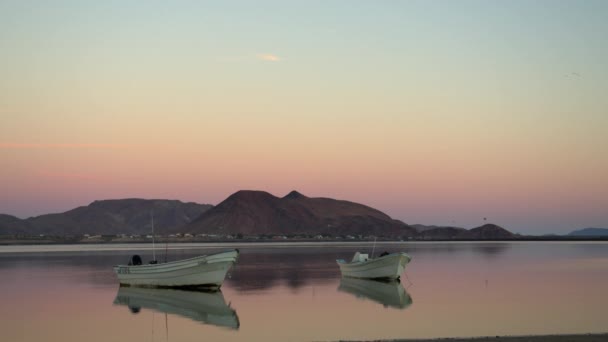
[256, 53, 281, 62]
[0, 143, 133, 149]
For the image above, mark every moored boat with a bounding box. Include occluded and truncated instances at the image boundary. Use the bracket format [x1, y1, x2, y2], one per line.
[113, 249, 239, 290]
[336, 251, 411, 280]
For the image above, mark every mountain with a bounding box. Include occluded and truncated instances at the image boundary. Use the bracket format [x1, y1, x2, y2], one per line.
[419, 226, 467, 239]
[181, 190, 416, 238]
[568, 228, 608, 237]
[0, 199, 212, 236]
[419, 223, 515, 240]
[461, 224, 515, 239]
[411, 224, 444, 232]
[0, 214, 28, 235]
[1, 193, 519, 240]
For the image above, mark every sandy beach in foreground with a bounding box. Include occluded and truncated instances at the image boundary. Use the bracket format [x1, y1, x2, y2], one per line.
[344, 333, 608, 342]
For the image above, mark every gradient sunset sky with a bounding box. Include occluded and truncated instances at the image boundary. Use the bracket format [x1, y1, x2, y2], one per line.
[1, 1, 607, 234]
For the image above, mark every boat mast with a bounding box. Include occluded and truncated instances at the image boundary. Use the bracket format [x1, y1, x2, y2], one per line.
[371, 236, 377, 258]
[151, 210, 156, 262]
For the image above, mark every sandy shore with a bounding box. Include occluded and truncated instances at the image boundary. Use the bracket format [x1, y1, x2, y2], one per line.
[342, 333, 608, 342]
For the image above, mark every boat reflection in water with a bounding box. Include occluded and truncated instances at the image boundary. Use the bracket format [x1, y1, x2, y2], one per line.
[338, 277, 412, 310]
[113, 286, 240, 329]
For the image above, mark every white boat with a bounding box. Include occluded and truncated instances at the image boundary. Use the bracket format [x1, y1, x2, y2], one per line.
[338, 277, 412, 309]
[113, 287, 240, 329]
[336, 251, 411, 280]
[113, 249, 239, 290]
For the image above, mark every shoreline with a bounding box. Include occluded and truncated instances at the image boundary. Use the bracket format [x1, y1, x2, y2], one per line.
[1, 240, 608, 253]
[1, 237, 607, 247]
[342, 333, 608, 342]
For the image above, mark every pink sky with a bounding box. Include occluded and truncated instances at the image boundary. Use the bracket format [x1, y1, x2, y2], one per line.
[1, 1, 607, 234]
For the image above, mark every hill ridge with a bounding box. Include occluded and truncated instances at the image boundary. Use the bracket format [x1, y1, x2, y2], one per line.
[183, 190, 415, 237]
[568, 228, 608, 237]
[0, 199, 212, 236]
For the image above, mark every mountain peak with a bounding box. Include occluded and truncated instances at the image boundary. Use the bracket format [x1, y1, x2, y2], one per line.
[467, 223, 514, 239]
[476, 223, 501, 230]
[227, 190, 278, 201]
[283, 190, 307, 199]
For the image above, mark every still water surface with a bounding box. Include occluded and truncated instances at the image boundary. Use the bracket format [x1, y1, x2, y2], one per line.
[1, 242, 607, 341]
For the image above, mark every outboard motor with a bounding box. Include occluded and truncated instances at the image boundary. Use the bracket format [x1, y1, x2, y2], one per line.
[128, 306, 141, 314]
[128, 254, 143, 266]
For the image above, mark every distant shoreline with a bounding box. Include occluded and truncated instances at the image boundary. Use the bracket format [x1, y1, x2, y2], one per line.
[344, 333, 608, 342]
[1, 237, 608, 246]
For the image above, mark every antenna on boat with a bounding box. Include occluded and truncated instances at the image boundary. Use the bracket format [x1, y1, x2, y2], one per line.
[151, 210, 156, 262]
[164, 237, 169, 263]
[371, 236, 377, 258]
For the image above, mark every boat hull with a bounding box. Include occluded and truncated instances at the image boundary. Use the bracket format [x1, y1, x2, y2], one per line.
[337, 252, 410, 280]
[113, 249, 238, 289]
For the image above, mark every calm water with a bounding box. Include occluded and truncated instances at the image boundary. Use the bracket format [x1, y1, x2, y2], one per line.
[1, 242, 608, 342]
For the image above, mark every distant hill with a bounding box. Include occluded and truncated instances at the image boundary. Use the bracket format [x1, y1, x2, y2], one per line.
[568, 228, 608, 237]
[418, 226, 467, 239]
[1, 193, 520, 240]
[0, 214, 28, 235]
[181, 190, 416, 238]
[462, 224, 515, 239]
[0, 199, 212, 235]
[419, 223, 515, 240]
[411, 224, 444, 232]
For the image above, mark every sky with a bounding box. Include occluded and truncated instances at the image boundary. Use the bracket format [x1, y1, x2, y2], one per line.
[1, 0, 607, 234]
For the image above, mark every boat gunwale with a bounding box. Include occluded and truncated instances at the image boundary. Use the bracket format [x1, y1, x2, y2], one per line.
[113, 249, 239, 269]
[115, 259, 234, 277]
[336, 252, 409, 266]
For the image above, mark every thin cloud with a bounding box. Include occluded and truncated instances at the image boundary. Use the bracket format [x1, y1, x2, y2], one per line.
[256, 53, 281, 62]
[0, 143, 133, 149]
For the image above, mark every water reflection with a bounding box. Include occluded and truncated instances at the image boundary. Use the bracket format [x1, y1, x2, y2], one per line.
[338, 278, 412, 309]
[469, 243, 511, 258]
[113, 287, 240, 329]
[226, 249, 340, 291]
[3, 242, 608, 342]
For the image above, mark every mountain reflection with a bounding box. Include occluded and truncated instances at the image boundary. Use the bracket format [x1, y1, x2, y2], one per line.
[469, 243, 511, 258]
[338, 278, 412, 309]
[225, 249, 341, 291]
[113, 287, 240, 329]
